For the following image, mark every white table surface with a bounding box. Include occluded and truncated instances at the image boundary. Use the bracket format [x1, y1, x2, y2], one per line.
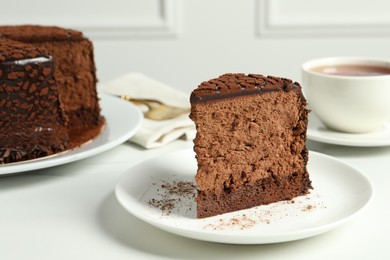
[0, 139, 388, 260]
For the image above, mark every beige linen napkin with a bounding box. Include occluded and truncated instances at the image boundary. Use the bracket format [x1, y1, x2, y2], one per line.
[101, 72, 195, 149]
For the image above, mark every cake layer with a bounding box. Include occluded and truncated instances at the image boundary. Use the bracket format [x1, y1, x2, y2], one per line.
[192, 91, 309, 194]
[190, 73, 311, 218]
[196, 162, 310, 218]
[0, 38, 69, 163]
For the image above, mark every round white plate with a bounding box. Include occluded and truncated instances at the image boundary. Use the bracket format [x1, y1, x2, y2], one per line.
[115, 149, 373, 244]
[307, 112, 390, 147]
[0, 93, 142, 176]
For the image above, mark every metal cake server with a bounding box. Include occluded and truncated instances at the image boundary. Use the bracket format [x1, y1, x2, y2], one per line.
[121, 95, 190, 121]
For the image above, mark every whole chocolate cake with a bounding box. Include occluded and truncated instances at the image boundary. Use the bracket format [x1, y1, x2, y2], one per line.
[0, 25, 103, 164]
[190, 73, 312, 218]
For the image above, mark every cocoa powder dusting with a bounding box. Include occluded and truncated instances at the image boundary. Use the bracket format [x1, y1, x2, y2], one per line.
[203, 193, 327, 231]
[147, 179, 196, 216]
[145, 178, 326, 231]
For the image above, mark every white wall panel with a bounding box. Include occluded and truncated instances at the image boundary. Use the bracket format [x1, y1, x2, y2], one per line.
[0, 0, 179, 38]
[2, 0, 390, 94]
[257, 0, 390, 36]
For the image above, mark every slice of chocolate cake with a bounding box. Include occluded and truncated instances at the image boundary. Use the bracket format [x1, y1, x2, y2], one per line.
[190, 73, 312, 218]
[0, 38, 69, 163]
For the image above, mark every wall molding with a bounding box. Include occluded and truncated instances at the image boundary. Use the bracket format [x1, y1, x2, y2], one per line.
[0, 0, 180, 39]
[81, 0, 181, 39]
[256, 0, 390, 37]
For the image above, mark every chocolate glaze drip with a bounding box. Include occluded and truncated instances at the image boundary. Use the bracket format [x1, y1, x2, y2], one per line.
[3, 56, 51, 66]
[190, 73, 305, 104]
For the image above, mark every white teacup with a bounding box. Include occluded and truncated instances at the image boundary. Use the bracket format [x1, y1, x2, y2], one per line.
[302, 57, 390, 133]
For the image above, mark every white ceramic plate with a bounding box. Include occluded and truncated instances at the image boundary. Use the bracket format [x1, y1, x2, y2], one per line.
[307, 112, 390, 147]
[115, 149, 373, 244]
[0, 93, 142, 176]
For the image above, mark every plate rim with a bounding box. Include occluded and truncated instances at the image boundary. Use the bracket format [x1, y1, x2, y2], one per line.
[115, 149, 374, 244]
[307, 113, 390, 147]
[0, 93, 142, 175]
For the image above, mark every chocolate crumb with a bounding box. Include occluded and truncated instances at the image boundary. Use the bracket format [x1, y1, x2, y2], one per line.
[302, 204, 316, 212]
[161, 180, 196, 196]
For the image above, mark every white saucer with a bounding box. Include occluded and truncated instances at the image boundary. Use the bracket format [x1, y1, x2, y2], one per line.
[115, 149, 373, 244]
[0, 93, 142, 176]
[307, 113, 390, 147]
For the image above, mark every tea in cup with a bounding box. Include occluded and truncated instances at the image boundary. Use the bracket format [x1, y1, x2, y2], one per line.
[302, 57, 390, 133]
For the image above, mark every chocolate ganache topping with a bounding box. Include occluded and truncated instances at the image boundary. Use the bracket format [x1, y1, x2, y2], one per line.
[190, 73, 304, 104]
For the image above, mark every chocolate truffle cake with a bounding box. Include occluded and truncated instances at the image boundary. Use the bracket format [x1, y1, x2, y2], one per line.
[0, 25, 101, 132]
[190, 73, 312, 218]
[0, 25, 103, 164]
